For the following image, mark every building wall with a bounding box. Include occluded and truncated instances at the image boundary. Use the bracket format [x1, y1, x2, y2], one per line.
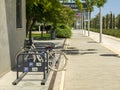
[0, 0, 26, 77]
[0, 0, 11, 77]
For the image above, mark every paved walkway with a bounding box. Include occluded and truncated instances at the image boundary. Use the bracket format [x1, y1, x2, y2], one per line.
[1, 30, 120, 90]
[64, 30, 120, 90]
[88, 31, 120, 55]
[0, 39, 64, 90]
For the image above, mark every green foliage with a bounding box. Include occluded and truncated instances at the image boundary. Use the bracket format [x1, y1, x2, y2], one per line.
[102, 16, 106, 29]
[86, 0, 96, 12]
[96, 0, 107, 7]
[90, 28, 120, 38]
[27, 33, 51, 40]
[90, 13, 100, 29]
[91, 12, 116, 29]
[32, 25, 39, 31]
[58, 6, 75, 27]
[55, 24, 72, 38]
[109, 12, 113, 29]
[116, 14, 120, 29]
[106, 14, 109, 29]
[26, 0, 61, 31]
[75, 0, 83, 10]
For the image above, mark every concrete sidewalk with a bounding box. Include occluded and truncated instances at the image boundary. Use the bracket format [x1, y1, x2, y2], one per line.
[1, 30, 120, 90]
[64, 30, 120, 90]
[0, 39, 65, 90]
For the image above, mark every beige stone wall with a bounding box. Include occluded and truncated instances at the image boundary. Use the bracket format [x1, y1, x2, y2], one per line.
[0, 0, 11, 77]
[0, 0, 26, 77]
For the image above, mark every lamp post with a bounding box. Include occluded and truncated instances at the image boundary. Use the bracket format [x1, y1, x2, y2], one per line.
[88, 11, 90, 36]
[99, 7, 102, 43]
[84, 11, 86, 36]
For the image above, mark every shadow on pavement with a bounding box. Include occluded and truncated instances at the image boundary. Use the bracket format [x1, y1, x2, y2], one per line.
[88, 41, 98, 43]
[64, 47, 97, 55]
[100, 54, 120, 58]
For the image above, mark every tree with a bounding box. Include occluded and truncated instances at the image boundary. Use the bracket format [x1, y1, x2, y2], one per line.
[96, 0, 107, 43]
[59, 6, 75, 27]
[105, 14, 109, 29]
[26, 0, 62, 41]
[26, 0, 41, 44]
[85, 0, 96, 36]
[102, 16, 106, 29]
[112, 14, 116, 29]
[109, 12, 113, 29]
[116, 14, 120, 29]
[75, 0, 83, 10]
[86, 0, 96, 16]
[41, 0, 61, 39]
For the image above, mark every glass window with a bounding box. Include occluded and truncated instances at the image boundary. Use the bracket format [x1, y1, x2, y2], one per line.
[16, 0, 22, 28]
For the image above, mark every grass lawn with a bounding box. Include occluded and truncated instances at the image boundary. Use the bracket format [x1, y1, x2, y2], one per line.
[27, 32, 51, 40]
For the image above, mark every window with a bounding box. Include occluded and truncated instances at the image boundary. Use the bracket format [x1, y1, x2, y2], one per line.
[16, 0, 22, 28]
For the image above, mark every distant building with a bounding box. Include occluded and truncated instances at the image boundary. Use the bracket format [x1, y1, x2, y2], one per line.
[0, 0, 26, 77]
[59, 0, 75, 3]
[59, 0, 85, 3]
[60, 0, 87, 11]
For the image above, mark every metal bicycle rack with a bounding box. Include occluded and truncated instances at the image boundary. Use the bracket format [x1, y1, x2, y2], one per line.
[12, 43, 55, 85]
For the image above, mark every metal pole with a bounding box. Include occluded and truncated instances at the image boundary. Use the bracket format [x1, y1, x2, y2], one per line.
[82, 12, 84, 34]
[80, 15, 82, 29]
[84, 21, 86, 36]
[84, 11, 86, 36]
[88, 11, 90, 36]
[99, 7, 102, 43]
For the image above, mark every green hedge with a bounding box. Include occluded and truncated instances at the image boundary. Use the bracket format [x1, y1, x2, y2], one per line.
[90, 28, 120, 38]
[55, 24, 72, 38]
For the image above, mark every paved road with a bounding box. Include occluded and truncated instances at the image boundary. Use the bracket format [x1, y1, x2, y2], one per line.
[64, 29, 120, 90]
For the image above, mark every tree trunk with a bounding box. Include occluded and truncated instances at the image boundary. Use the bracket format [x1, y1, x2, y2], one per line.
[26, 18, 31, 37]
[41, 23, 46, 40]
[28, 18, 36, 45]
[51, 23, 56, 39]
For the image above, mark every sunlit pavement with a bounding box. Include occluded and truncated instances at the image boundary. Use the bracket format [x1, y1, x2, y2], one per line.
[1, 29, 120, 90]
[88, 30, 120, 55]
[64, 29, 120, 90]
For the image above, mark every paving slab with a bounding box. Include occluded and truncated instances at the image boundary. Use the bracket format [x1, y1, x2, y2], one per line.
[0, 38, 65, 90]
[64, 30, 120, 90]
[1, 30, 120, 90]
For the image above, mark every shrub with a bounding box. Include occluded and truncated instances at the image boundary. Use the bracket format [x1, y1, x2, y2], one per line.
[90, 28, 120, 38]
[55, 24, 72, 38]
[32, 25, 39, 31]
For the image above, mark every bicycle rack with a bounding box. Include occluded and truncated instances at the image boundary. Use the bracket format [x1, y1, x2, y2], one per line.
[12, 48, 54, 85]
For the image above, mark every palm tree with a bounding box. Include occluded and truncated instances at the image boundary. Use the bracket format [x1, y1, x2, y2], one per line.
[96, 0, 107, 43]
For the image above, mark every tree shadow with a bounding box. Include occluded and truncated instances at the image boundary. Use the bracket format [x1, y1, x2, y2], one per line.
[88, 41, 98, 43]
[100, 54, 120, 58]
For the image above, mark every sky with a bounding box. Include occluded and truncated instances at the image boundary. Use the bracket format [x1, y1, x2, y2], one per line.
[91, 0, 120, 18]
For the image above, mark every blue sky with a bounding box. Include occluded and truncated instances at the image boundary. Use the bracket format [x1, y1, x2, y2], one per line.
[91, 0, 120, 18]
